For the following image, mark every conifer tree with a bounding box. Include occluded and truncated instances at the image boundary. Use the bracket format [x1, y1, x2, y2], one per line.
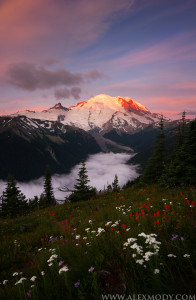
[43, 166, 56, 206]
[112, 174, 120, 192]
[161, 111, 188, 186]
[1, 175, 28, 217]
[67, 160, 96, 202]
[28, 196, 39, 211]
[141, 115, 165, 184]
[183, 119, 196, 185]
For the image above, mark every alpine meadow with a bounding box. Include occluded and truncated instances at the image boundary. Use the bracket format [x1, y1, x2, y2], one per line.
[0, 0, 196, 299]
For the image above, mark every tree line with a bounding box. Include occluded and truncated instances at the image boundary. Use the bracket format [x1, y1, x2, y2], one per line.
[140, 113, 196, 186]
[0, 162, 120, 218]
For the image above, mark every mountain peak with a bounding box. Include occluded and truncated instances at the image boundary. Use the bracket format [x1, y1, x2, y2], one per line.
[49, 103, 69, 111]
[73, 94, 149, 113]
[51, 103, 65, 109]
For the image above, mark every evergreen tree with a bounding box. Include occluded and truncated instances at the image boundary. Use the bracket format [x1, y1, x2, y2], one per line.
[183, 119, 196, 185]
[141, 115, 166, 184]
[161, 112, 188, 186]
[112, 174, 120, 192]
[43, 166, 56, 206]
[106, 184, 112, 193]
[67, 160, 96, 202]
[1, 175, 28, 217]
[28, 196, 39, 211]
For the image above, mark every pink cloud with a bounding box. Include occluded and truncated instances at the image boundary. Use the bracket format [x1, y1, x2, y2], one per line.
[0, 0, 135, 64]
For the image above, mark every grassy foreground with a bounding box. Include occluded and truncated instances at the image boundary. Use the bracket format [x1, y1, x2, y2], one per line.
[0, 185, 196, 299]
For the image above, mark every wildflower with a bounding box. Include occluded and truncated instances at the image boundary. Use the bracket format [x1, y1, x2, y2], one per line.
[58, 260, 64, 266]
[85, 228, 90, 232]
[143, 251, 154, 261]
[15, 278, 27, 285]
[31, 285, 35, 288]
[171, 234, 178, 241]
[97, 227, 105, 234]
[47, 254, 58, 263]
[136, 259, 144, 265]
[74, 281, 80, 288]
[75, 235, 80, 239]
[3, 280, 8, 285]
[154, 269, 160, 274]
[168, 254, 177, 258]
[88, 266, 94, 272]
[13, 272, 19, 276]
[48, 263, 53, 267]
[122, 224, 126, 229]
[27, 290, 32, 297]
[105, 221, 112, 226]
[127, 238, 137, 243]
[59, 265, 69, 274]
[184, 254, 190, 258]
[41, 271, 45, 276]
[30, 276, 37, 282]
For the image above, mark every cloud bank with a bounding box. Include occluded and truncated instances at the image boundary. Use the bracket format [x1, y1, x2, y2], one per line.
[0, 153, 139, 201]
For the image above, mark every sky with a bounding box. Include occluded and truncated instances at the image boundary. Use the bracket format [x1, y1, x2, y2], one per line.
[0, 152, 138, 200]
[0, 0, 196, 119]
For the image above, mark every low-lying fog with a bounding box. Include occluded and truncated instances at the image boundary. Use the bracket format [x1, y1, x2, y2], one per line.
[0, 152, 139, 201]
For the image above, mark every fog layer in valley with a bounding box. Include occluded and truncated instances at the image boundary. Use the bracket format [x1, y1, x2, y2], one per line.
[0, 152, 139, 201]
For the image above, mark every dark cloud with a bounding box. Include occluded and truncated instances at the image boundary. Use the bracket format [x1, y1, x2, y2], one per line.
[71, 87, 81, 100]
[6, 63, 83, 91]
[86, 70, 107, 81]
[6, 63, 106, 95]
[55, 88, 71, 100]
[54, 87, 81, 100]
[43, 58, 60, 66]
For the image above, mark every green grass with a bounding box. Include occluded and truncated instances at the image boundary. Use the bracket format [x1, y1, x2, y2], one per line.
[0, 185, 196, 299]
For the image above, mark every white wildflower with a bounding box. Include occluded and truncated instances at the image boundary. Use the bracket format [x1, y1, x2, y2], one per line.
[154, 269, 160, 274]
[15, 278, 27, 285]
[59, 266, 69, 274]
[3, 280, 8, 285]
[47, 254, 58, 263]
[30, 276, 37, 282]
[184, 254, 190, 258]
[168, 254, 177, 258]
[13, 272, 19, 276]
[105, 221, 112, 226]
[98, 227, 105, 233]
[127, 238, 137, 243]
[136, 259, 144, 265]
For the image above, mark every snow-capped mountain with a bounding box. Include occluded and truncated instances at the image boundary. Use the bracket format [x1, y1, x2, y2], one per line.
[13, 94, 164, 133]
